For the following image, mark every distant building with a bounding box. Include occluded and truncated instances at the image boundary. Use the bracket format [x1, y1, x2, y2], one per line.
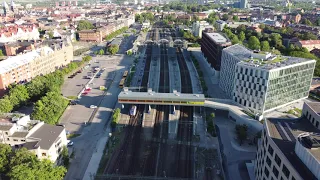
[288, 24, 320, 35]
[255, 103, 320, 180]
[214, 20, 226, 32]
[239, 0, 247, 8]
[78, 29, 105, 42]
[201, 31, 231, 78]
[220, 44, 315, 114]
[192, 21, 212, 38]
[0, 24, 40, 43]
[0, 115, 67, 163]
[142, 21, 150, 29]
[294, 40, 320, 52]
[0, 39, 73, 94]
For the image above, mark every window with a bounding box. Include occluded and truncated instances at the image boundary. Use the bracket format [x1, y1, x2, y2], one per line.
[316, 121, 319, 128]
[275, 154, 281, 166]
[5, 132, 8, 135]
[282, 165, 290, 178]
[266, 156, 271, 166]
[291, 176, 296, 180]
[264, 167, 269, 178]
[7, 138, 9, 141]
[42, 153, 47, 157]
[13, 139, 18, 142]
[273, 166, 279, 178]
[268, 145, 274, 156]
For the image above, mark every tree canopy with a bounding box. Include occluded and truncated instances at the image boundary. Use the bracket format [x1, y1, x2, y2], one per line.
[77, 20, 94, 31]
[0, 145, 66, 180]
[248, 36, 261, 50]
[108, 45, 119, 55]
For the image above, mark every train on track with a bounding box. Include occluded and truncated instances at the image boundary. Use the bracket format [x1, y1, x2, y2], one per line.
[119, 70, 129, 88]
[129, 105, 137, 116]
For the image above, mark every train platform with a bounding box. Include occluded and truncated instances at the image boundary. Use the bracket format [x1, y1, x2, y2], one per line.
[142, 106, 156, 140]
[168, 106, 180, 139]
[182, 49, 202, 94]
[131, 46, 147, 87]
[168, 47, 181, 93]
[118, 112, 130, 127]
[148, 45, 160, 92]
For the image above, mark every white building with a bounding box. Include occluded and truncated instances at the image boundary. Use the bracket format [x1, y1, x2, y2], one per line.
[191, 21, 212, 38]
[0, 25, 40, 43]
[220, 44, 315, 115]
[0, 115, 67, 163]
[255, 103, 320, 180]
[142, 21, 150, 29]
[214, 20, 226, 32]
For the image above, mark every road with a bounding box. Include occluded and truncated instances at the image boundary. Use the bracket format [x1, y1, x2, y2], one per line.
[214, 110, 256, 180]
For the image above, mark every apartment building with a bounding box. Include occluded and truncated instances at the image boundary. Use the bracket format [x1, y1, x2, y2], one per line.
[201, 31, 231, 78]
[0, 115, 67, 162]
[0, 24, 40, 43]
[78, 29, 104, 42]
[220, 44, 315, 114]
[255, 103, 320, 180]
[0, 39, 73, 94]
[293, 40, 320, 52]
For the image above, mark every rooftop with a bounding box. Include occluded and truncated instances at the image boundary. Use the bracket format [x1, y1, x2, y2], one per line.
[0, 46, 54, 74]
[266, 118, 320, 179]
[224, 44, 315, 70]
[305, 102, 320, 116]
[205, 32, 229, 44]
[29, 124, 64, 150]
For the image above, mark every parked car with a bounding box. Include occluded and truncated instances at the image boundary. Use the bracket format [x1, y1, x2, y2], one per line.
[90, 105, 97, 109]
[67, 141, 74, 146]
[82, 92, 88, 95]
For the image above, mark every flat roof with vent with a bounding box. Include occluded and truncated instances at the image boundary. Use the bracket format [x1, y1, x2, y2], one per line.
[206, 32, 229, 44]
[266, 118, 320, 179]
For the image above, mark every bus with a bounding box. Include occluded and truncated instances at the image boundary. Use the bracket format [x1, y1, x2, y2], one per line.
[119, 78, 125, 88]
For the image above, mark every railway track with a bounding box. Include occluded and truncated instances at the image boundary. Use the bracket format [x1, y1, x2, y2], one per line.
[104, 30, 155, 175]
[173, 47, 194, 178]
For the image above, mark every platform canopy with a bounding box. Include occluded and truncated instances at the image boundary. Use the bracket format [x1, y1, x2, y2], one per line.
[118, 90, 205, 106]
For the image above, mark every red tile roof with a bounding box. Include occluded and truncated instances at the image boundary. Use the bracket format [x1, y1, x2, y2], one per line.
[299, 40, 320, 45]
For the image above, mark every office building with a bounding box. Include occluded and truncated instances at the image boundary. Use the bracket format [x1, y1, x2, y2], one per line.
[192, 21, 212, 38]
[201, 31, 231, 77]
[214, 20, 226, 32]
[0, 115, 67, 162]
[255, 102, 320, 180]
[0, 39, 73, 95]
[240, 0, 247, 8]
[220, 44, 315, 114]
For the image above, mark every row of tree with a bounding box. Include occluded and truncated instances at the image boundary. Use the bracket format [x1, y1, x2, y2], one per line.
[222, 25, 320, 76]
[0, 56, 93, 125]
[135, 12, 155, 24]
[105, 27, 129, 41]
[0, 144, 66, 180]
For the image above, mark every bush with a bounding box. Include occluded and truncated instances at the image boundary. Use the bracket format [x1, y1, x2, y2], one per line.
[111, 108, 121, 129]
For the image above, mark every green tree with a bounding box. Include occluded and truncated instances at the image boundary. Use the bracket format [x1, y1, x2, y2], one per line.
[235, 124, 248, 145]
[26, 76, 46, 101]
[61, 146, 69, 168]
[232, 15, 239, 21]
[301, 18, 313, 26]
[248, 36, 261, 50]
[238, 31, 246, 42]
[8, 84, 30, 108]
[302, 32, 318, 40]
[221, 14, 229, 21]
[98, 49, 104, 55]
[31, 91, 69, 124]
[230, 34, 240, 44]
[0, 49, 4, 56]
[0, 96, 13, 113]
[0, 144, 12, 173]
[108, 45, 119, 55]
[127, 50, 133, 56]
[77, 20, 94, 31]
[260, 41, 270, 51]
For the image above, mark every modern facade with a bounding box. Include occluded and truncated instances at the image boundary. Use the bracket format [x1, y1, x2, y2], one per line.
[220, 44, 315, 114]
[255, 105, 320, 180]
[302, 102, 320, 129]
[0, 115, 67, 162]
[0, 39, 73, 94]
[201, 31, 231, 77]
[219, 44, 252, 97]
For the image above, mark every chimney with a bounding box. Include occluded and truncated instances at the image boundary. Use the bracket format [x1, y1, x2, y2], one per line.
[55, 2, 59, 8]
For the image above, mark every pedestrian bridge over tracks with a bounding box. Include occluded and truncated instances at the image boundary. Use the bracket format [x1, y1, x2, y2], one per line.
[118, 90, 263, 132]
